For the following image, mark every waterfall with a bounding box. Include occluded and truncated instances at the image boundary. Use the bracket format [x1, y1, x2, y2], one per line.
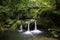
[23, 21, 32, 35]
[28, 21, 30, 31]
[18, 19, 42, 35]
[35, 20, 37, 30]
[31, 20, 42, 34]
[20, 24, 23, 31]
[18, 24, 23, 32]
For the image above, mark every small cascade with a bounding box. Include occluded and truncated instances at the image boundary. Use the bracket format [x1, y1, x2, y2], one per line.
[23, 21, 32, 35]
[31, 20, 42, 34]
[18, 19, 43, 36]
[18, 24, 23, 32]
[28, 21, 30, 31]
[35, 20, 37, 30]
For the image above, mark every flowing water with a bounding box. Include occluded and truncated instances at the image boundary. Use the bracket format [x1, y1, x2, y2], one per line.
[18, 24, 23, 32]
[35, 20, 37, 30]
[18, 20, 42, 35]
[31, 20, 42, 34]
[23, 21, 32, 35]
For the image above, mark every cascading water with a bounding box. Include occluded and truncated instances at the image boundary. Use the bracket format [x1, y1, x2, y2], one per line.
[23, 21, 32, 35]
[35, 20, 37, 30]
[31, 20, 42, 34]
[18, 19, 42, 35]
[18, 24, 23, 32]
[28, 21, 30, 31]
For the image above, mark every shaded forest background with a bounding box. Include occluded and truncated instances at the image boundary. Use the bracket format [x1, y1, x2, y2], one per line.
[0, 0, 60, 38]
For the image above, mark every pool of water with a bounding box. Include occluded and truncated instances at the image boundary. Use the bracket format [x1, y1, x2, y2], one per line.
[0, 31, 58, 40]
